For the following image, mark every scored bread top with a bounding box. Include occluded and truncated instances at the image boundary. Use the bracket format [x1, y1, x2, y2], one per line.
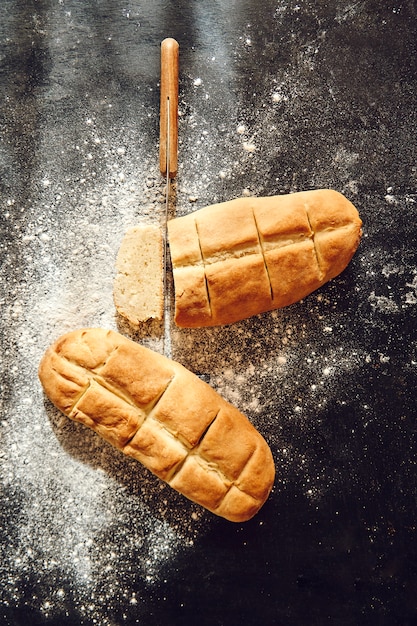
[167, 189, 362, 327]
[38, 328, 275, 522]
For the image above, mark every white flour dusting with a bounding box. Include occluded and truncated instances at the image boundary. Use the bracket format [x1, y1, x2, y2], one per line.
[2, 3, 415, 623]
[1, 139, 206, 621]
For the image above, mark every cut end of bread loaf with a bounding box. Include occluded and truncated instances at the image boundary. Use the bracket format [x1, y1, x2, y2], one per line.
[113, 224, 163, 326]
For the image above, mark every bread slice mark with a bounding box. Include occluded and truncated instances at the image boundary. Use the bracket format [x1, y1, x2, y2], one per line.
[164, 443, 230, 489]
[193, 218, 213, 318]
[164, 410, 232, 489]
[58, 338, 120, 377]
[171, 257, 205, 270]
[67, 379, 92, 417]
[202, 244, 260, 264]
[93, 374, 165, 416]
[127, 413, 190, 459]
[84, 355, 174, 417]
[260, 231, 313, 251]
[169, 447, 233, 492]
[64, 378, 92, 415]
[195, 408, 221, 444]
[165, 409, 233, 492]
[144, 378, 203, 450]
[185, 410, 256, 494]
[165, 452, 190, 483]
[252, 208, 274, 301]
[216, 444, 265, 505]
[304, 205, 324, 281]
[51, 360, 86, 387]
[192, 452, 233, 486]
[174, 441, 268, 514]
[92, 341, 125, 374]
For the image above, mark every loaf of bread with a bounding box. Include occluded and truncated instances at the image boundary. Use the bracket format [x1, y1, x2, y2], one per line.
[38, 328, 275, 522]
[113, 224, 163, 326]
[167, 189, 362, 327]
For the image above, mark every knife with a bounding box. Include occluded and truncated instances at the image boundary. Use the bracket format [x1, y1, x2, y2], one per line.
[159, 37, 179, 358]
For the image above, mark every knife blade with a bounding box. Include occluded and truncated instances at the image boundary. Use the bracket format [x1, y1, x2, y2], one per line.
[160, 37, 179, 358]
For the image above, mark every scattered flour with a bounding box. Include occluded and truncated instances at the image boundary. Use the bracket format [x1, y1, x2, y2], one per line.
[2, 3, 415, 623]
[368, 291, 399, 314]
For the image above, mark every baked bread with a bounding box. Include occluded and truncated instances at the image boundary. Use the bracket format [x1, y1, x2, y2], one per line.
[167, 189, 362, 327]
[38, 328, 275, 522]
[113, 224, 163, 326]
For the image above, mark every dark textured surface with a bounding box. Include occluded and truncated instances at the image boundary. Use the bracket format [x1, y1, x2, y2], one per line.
[1, 2, 416, 625]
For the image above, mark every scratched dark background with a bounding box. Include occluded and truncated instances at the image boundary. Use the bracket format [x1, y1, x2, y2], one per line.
[1, 1, 416, 625]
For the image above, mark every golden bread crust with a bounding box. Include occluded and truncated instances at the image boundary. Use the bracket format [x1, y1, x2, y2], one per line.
[38, 328, 275, 522]
[167, 189, 362, 327]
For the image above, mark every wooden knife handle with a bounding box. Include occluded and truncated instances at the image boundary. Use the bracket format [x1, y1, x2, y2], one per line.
[159, 38, 179, 178]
